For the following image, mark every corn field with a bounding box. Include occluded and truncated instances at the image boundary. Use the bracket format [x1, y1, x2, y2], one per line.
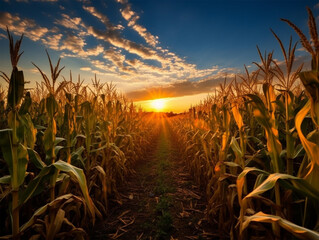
[2, 6, 319, 240]
[171, 8, 319, 240]
[0, 28, 155, 239]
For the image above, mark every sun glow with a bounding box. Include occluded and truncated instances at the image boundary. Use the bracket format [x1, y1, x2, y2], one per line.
[150, 98, 166, 112]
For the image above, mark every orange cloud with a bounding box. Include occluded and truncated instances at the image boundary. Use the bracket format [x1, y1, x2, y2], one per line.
[126, 73, 235, 101]
[0, 12, 48, 41]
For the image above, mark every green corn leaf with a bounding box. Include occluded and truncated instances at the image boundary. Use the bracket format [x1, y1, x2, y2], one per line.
[0, 129, 13, 176]
[46, 94, 59, 118]
[237, 167, 270, 205]
[19, 166, 53, 205]
[27, 148, 46, 169]
[0, 129, 28, 188]
[18, 92, 32, 115]
[230, 137, 243, 159]
[7, 68, 24, 108]
[0, 175, 11, 184]
[54, 137, 65, 146]
[54, 145, 64, 157]
[17, 143, 28, 187]
[71, 146, 85, 168]
[19, 160, 97, 222]
[19, 114, 36, 149]
[247, 94, 283, 172]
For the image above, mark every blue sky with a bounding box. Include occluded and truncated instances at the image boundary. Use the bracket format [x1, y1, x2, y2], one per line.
[0, 0, 317, 111]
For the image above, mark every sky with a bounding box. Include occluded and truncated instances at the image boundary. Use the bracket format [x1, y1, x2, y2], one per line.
[0, 0, 317, 112]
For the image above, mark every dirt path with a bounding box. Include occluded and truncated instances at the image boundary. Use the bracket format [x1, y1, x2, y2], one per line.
[91, 118, 216, 240]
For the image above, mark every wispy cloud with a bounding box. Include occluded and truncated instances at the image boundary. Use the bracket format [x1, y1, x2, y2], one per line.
[82, 5, 166, 65]
[117, 0, 158, 47]
[0, 0, 235, 101]
[81, 3, 221, 83]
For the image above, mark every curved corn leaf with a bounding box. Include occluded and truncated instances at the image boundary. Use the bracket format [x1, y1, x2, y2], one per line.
[241, 211, 319, 240]
[27, 148, 46, 169]
[237, 167, 270, 205]
[299, 71, 319, 126]
[243, 173, 319, 203]
[230, 137, 243, 159]
[0, 175, 11, 184]
[53, 160, 95, 219]
[20, 194, 83, 232]
[295, 100, 319, 168]
[71, 146, 85, 168]
[247, 94, 283, 172]
[54, 145, 64, 157]
[19, 160, 96, 222]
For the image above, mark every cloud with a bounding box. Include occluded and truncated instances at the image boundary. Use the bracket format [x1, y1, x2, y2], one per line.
[87, 25, 167, 65]
[83, 5, 115, 30]
[55, 14, 82, 30]
[117, 0, 158, 47]
[103, 47, 129, 72]
[61, 34, 86, 53]
[80, 67, 92, 71]
[41, 33, 62, 50]
[0, 0, 237, 102]
[130, 23, 158, 47]
[0, 12, 49, 41]
[80, 1, 226, 86]
[29, 67, 39, 73]
[85, 45, 104, 56]
[120, 5, 134, 21]
[0, 32, 7, 39]
[58, 33, 104, 58]
[126, 73, 235, 101]
[83, 5, 165, 63]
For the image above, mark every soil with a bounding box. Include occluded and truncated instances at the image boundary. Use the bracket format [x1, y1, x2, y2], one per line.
[90, 118, 217, 240]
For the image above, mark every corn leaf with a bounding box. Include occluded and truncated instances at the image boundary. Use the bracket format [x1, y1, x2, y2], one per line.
[0, 129, 28, 187]
[7, 68, 24, 108]
[243, 173, 319, 202]
[20, 194, 83, 232]
[19, 160, 96, 222]
[295, 100, 319, 167]
[27, 148, 46, 169]
[241, 211, 319, 240]
[237, 167, 270, 205]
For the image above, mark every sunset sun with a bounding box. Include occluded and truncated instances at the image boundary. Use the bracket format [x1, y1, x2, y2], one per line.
[151, 99, 166, 111]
